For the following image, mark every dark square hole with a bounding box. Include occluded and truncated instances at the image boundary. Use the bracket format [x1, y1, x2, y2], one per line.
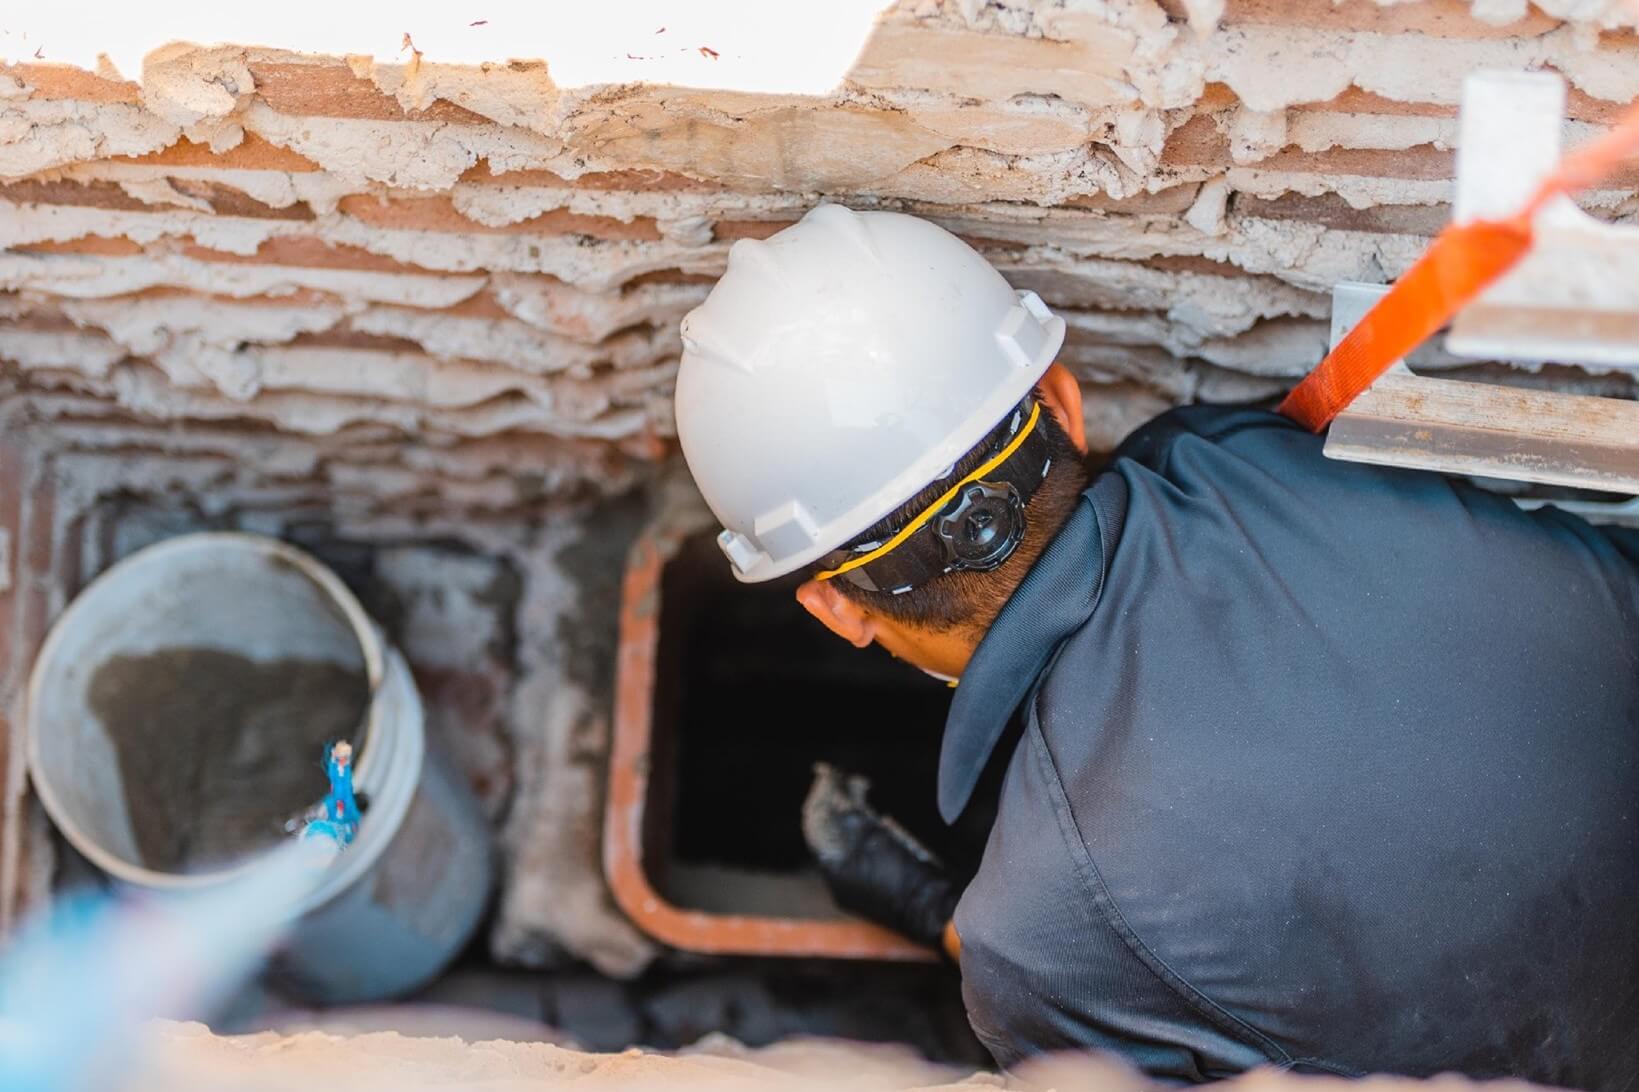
[648, 531, 957, 919]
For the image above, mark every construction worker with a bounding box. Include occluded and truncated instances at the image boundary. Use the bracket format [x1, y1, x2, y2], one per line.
[674, 204, 1639, 1088]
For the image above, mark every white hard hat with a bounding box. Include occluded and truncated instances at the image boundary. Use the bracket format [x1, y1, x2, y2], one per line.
[676, 204, 1065, 583]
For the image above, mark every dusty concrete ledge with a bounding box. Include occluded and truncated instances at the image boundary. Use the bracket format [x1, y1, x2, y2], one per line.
[118, 1020, 992, 1091]
[116, 1019, 1558, 1092]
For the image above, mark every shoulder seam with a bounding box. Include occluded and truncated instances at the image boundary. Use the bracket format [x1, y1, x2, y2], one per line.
[1026, 717, 1290, 1066]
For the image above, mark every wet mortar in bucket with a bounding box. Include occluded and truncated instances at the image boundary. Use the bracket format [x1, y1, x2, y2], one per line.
[87, 648, 368, 873]
[25, 533, 500, 1006]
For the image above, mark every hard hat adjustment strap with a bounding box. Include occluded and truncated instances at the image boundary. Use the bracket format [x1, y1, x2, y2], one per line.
[814, 400, 1050, 593]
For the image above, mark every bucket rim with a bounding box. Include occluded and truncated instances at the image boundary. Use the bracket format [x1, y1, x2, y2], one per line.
[24, 531, 388, 890]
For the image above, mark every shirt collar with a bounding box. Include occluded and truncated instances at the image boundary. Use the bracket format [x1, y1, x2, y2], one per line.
[937, 471, 1127, 823]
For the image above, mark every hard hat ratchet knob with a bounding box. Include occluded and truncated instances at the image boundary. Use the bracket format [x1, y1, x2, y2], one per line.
[936, 481, 1024, 572]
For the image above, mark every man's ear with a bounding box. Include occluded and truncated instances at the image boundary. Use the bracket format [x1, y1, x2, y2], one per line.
[1038, 362, 1088, 455]
[796, 579, 878, 648]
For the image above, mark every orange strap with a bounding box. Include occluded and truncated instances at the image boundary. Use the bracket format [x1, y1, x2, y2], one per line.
[1278, 99, 1639, 433]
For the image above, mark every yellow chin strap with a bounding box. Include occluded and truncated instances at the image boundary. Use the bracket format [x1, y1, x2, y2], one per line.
[815, 400, 1042, 583]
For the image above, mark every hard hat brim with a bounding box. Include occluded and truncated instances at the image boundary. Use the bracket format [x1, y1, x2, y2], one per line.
[725, 308, 1064, 583]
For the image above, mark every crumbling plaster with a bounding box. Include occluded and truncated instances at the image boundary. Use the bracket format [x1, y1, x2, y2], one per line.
[0, 0, 1636, 975]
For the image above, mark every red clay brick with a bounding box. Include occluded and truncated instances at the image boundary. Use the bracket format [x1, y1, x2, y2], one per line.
[182, 237, 444, 275]
[1063, 185, 1203, 214]
[338, 194, 663, 240]
[1159, 0, 1561, 37]
[1197, 83, 1240, 112]
[56, 286, 347, 311]
[247, 61, 494, 123]
[14, 237, 147, 257]
[0, 62, 140, 103]
[1565, 86, 1635, 126]
[1290, 89, 1456, 118]
[0, 178, 152, 213]
[1144, 254, 1252, 277]
[1292, 85, 1628, 124]
[1160, 115, 1230, 168]
[1235, 192, 1448, 235]
[1162, 117, 1501, 184]
[118, 134, 323, 173]
[170, 179, 315, 220]
[1162, 126, 1460, 181]
[0, 177, 313, 221]
[1260, 143, 1639, 186]
[439, 291, 518, 320]
[459, 161, 724, 193]
[285, 329, 427, 353]
[1257, 144, 1455, 179]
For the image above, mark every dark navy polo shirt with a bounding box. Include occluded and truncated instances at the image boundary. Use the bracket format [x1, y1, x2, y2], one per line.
[946, 405, 1639, 1087]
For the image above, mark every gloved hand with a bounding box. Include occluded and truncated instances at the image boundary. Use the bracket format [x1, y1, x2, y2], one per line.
[802, 763, 959, 952]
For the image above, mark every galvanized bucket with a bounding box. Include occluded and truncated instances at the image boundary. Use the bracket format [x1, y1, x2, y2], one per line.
[24, 532, 492, 1004]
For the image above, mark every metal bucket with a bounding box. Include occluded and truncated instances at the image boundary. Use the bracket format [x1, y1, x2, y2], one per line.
[24, 532, 493, 1004]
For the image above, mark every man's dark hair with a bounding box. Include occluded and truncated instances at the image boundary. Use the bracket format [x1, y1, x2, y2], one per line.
[815, 387, 1090, 636]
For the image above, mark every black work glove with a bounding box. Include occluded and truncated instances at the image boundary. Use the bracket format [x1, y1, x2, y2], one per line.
[801, 763, 959, 951]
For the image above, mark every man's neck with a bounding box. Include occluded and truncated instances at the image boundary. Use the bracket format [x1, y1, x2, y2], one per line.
[887, 614, 991, 679]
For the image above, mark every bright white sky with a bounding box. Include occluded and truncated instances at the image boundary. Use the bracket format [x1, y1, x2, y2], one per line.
[1, 1, 895, 94]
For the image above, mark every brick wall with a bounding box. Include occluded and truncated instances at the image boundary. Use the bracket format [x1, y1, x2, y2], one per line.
[2, 1, 1635, 492]
[0, 0, 1635, 970]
